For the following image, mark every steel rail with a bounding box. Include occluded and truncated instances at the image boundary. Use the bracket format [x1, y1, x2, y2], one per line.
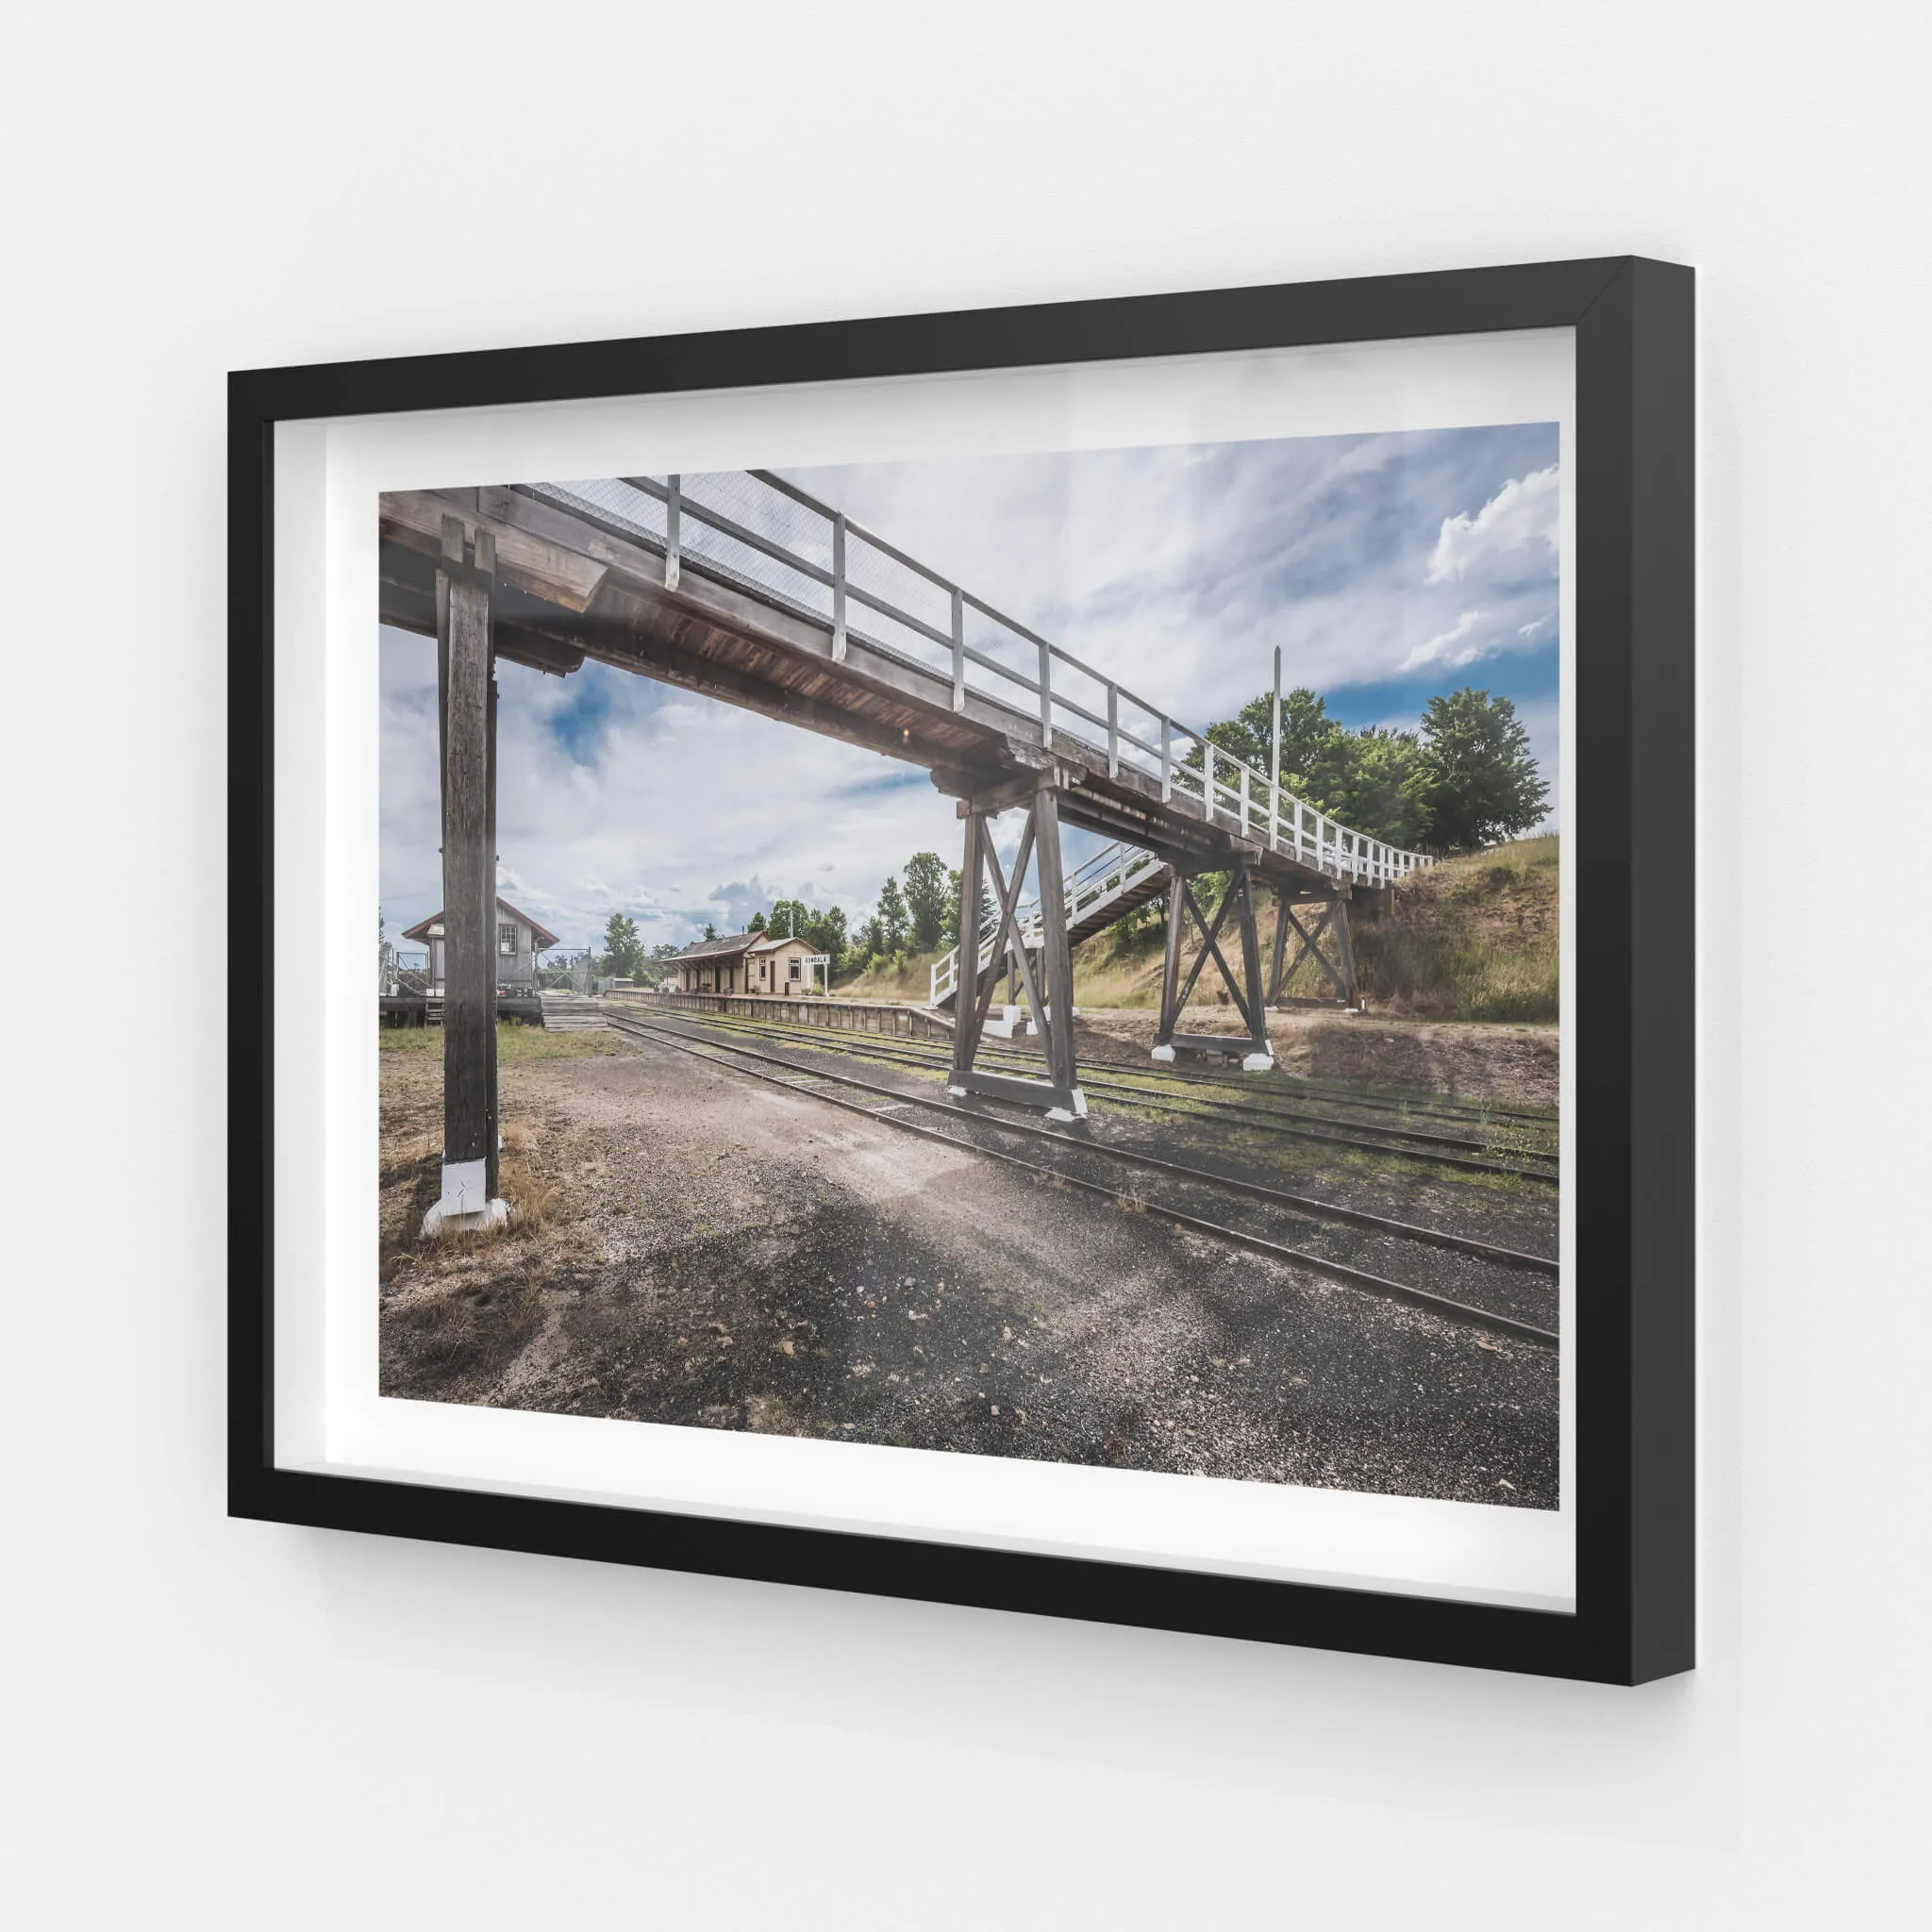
[630, 999, 1556, 1140]
[608, 1013, 1558, 1274]
[634, 1008, 1560, 1180]
[636, 990, 1555, 1128]
[606, 1014, 1558, 1349]
[669, 1007, 1556, 1159]
[746, 1015, 1558, 1162]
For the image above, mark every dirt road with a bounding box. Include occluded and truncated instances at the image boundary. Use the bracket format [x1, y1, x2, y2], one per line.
[380, 1034, 1557, 1506]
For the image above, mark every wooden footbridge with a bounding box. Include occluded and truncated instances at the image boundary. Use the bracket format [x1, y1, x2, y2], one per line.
[379, 469, 1432, 1225]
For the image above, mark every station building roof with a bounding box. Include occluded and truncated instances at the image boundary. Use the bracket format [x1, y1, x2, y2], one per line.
[402, 895, 560, 949]
[668, 930, 760, 961]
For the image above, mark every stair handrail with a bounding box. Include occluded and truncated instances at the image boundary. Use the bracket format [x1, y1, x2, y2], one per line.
[928, 839, 1167, 1008]
[525, 472, 1437, 897]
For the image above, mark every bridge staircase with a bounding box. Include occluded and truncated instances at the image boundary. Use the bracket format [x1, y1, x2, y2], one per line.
[928, 840, 1169, 1011]
[378, 465, 1440, 1175]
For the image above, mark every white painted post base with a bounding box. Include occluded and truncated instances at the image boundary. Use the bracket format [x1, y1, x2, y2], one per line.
[1150, 1043, 1176, 1063]
[1241, 1051, 1276, 1073]
[984, 1005, 1029, 1040]
[422, 1158, 508, 1238]
[946, 1084, 968, 1098]
[1046, 1089, 1088, 1123]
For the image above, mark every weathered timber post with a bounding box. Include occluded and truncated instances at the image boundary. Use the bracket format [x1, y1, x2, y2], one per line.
[425, 517, 507, 1236]
[950, 808, 986, 1087]
[1152, 872, 1186, 1061]
[1331, 891, 1358, 1008]
[1233, 863, 1274, 1069]
[1266, 886, 1292, 1005]
[1030, 781, 1083, 1119]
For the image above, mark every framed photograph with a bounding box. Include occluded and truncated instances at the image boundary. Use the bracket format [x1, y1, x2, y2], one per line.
[230, 256, 1694, 1684]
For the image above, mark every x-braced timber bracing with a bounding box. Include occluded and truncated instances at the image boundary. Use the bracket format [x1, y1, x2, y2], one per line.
[1153, 862, 1275, 1072]
[949, 778, 1086, 1120]
[1267, 890, 1359, 1009]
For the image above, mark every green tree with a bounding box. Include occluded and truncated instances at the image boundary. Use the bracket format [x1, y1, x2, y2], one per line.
[768, 898, 809, 941]
[1197, 687, 1340, 780]
[940, 866, 1000, 949]
[1420, 688, 1549, 851]
[1191, 686, 1351, 800]
[747, 909, 768, 934]
[1191, 686, 1445, 847]
[701, 920, 719, 942]
[601, 912, 646, 979]
[1333, 727, 1433, 849]
[902, 851, 950, 950]
[805, 905, 848, 975]
[634, 940, 682, 989]
[876, 876, 908, 953]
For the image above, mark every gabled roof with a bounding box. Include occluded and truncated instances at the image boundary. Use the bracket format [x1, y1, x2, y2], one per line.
[751, 933, 819, 953]
[402, 895, 561, 949]
[669, 930, 759, 961]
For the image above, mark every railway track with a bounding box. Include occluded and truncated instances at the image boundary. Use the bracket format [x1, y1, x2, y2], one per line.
[621, 1006, 1559, 1182]
[634, 1000, 1557, 1129]
[603, 1009, 1560, 1348]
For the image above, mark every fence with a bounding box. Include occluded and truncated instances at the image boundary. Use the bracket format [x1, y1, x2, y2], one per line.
[523, 471, 1434, 891]
[379, 945, 599, 996]
[379, 946, 429, 996]
[537, 948, 595, 994]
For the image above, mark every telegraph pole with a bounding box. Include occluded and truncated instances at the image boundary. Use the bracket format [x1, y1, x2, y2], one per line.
[1271, 644, 1283, 794]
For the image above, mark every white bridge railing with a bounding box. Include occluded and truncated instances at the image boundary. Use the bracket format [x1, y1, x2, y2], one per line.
[929, 840, 1167, 1008]
[525, 470, 1436, 894]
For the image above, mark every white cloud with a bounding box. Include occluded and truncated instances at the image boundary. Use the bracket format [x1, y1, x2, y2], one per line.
[383, 428, 1567, 951]
[381, 637, 969, 954]
[1425, 465, 1559, 585]
[1402, 609, 1488, 672]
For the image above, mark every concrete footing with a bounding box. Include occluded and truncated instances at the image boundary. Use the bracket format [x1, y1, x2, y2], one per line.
[1150, 1043, 1175, 1063]
[422, 1158, 508, 1238]
[1241, 1051, 1276, 1073]
[424, 1198, 508, 1237]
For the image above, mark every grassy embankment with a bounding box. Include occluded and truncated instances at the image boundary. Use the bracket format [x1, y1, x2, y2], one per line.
[379, 1019, 626, 1063]
[836, 835, 1558, 1024]
[1338, 834, 1557, 1022]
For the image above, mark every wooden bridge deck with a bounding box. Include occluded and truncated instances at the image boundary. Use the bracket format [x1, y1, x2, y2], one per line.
[378, 476, 1422, 901]
[387, 469, 1434, 1204]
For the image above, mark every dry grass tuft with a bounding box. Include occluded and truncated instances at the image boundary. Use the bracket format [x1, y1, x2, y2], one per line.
[1064, 835, 1560, 1023]
[503, 1163, 563, 1232]
[1341, 836, 1558, 1022]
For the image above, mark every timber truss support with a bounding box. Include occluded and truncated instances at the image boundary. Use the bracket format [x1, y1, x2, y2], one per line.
[424, 516, 508, 1235]
[1152, 862, 1274, 1072]
[948, 776, 1086, 1120]
[1266, 889, 1358, 1010]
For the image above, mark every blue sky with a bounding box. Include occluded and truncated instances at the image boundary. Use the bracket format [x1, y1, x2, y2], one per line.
[380, 423, 1560, 955]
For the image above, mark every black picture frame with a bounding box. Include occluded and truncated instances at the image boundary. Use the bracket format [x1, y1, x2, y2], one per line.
[229, 256, 1695, 1685]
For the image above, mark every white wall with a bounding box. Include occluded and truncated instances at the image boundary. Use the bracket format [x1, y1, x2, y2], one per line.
[5, 3, 1926, 1924]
